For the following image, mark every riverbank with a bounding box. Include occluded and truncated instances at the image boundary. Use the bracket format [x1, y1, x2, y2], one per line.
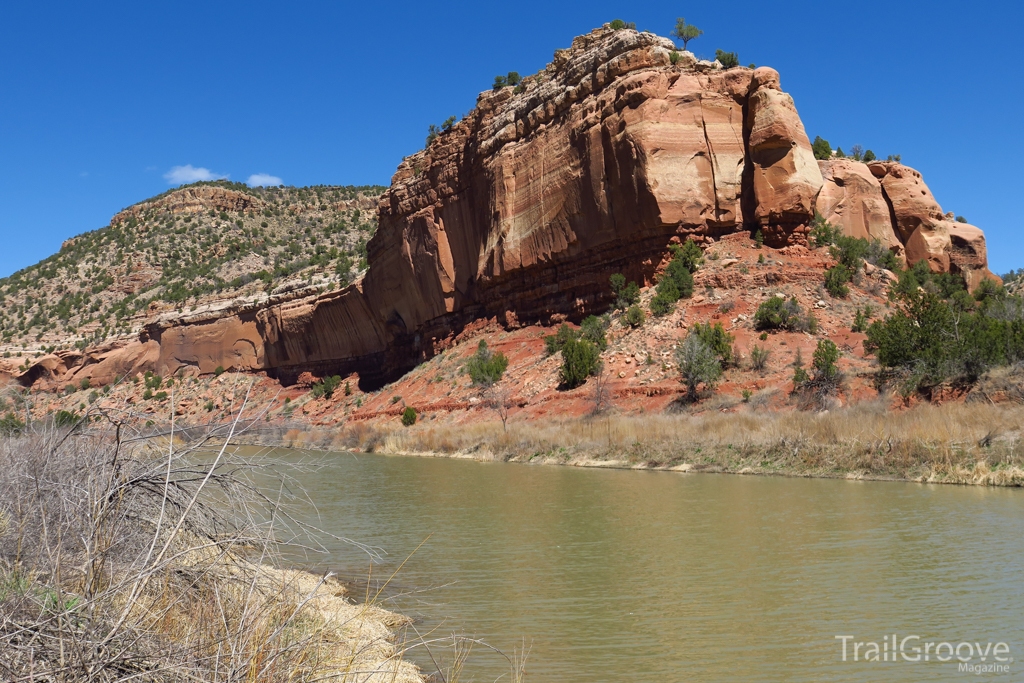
[264, 401, 1024, 486]
[0, 429, 424, 682]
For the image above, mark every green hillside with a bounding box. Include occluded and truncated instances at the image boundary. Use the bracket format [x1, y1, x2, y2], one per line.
[0, 181, 385, 356]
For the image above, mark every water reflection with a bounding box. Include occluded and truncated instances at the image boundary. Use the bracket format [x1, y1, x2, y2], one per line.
[263, 451, 1023, 682]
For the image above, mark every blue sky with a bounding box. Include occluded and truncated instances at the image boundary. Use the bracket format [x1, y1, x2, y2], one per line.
[1, 0, 1021, 277]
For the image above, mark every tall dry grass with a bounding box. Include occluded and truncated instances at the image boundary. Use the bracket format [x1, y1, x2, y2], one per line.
[0, 395, 423, 682]
[308, 401, 1024, 485]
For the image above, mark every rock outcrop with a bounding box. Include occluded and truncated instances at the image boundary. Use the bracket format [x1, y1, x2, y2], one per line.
[817, 158, 997, 284]
[112, 186, 264, 225]
[247, 28, 835, 386]
[816, 159, 902, 252]
[41, 25, 996, 391]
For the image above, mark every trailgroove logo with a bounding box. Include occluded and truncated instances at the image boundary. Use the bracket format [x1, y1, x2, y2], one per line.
[835, 635, 1013, 674]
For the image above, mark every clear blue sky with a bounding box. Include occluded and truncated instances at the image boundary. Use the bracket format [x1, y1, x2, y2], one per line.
[2, 0, 1021, 277]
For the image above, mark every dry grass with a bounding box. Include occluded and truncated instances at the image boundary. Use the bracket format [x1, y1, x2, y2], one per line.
[0, 397, 423, 682]
[300, 401, 1024, 486]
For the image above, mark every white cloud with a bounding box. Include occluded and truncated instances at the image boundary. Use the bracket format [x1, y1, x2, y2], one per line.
[247, 173, 283, 187]
[164, 164, 228, 185]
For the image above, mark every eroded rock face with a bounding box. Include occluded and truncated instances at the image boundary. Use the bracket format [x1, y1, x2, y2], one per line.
[112, 186, 264, 225]
[255, 28, 834, 385]
[52, 339, 160, 389]
[815, 159, 997, 283]
[52, 26, 997, 390]
[747, 68, 823, 243]
[816, 159, 902, 251]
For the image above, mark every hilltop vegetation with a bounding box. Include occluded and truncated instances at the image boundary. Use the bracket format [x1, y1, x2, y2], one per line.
[0, 181, 384, 354]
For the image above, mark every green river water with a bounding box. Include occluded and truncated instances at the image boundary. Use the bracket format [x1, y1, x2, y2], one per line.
[266, 450, 1022, 682]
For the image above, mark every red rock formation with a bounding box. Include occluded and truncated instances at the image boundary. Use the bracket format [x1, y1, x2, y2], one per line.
[251, 28, 835, 385]
[816, 159, 902, 252]
[746, 67, 823, 243]
[47, 26, 998, 391]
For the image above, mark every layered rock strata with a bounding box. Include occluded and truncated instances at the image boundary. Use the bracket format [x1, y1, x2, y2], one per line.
[34, 26, 996, 390]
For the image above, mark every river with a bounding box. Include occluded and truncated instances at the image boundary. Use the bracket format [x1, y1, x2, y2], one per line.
[268, 450, 1022, 682]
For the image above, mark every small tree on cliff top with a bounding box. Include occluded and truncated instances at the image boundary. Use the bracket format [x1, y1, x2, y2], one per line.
[672, 18, 703, 50]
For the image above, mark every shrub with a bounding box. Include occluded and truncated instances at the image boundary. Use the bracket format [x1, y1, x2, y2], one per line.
[754, 230, 764, 249]
[715, 50, 739, 68]
[653, 242, 697, 311]
[670, 256, 697, 291]
[609, 272, 626, 295]
[831, 235, 869, 272]
[750, 344, 770, 372]
[544, 323, 578, 356]
[863, 150, 876, 162]
[505, 72, 521, 86]
[0, 412, 25, 435]
[425, 123, 440, 147]
[466, 340, 509, 387]
[401, 406, 417, 426]
[650, 293, 675, 317]
[754, 296, 802, 331]
[79, 377, 91, 390]
[492, 75, 507, 89]
[851, 308, 865, 333]
[824, 265, 851, 298]
[311, 375, 343, 399]
[610, 273, 640, 309]
[559, 338, 601, 389]
[213, 366, 225, 377]
[670, 50, 682, 65]
[675, 332, 721, 399]
[580, 315, 609, 351]
[624, 305, 645, 328]
[53, 410, 79, 428]
[864, 284, 1024, 390]
[656, 278, 680, 302]
[812, 339, 841, 382]
[672, 240, 704, 272]
[609, 18, 635, 30]
[812, 136, 832, 160]
[865, 240, 900, 271]
[809, 213, 842, 248]
[692, 322, 734, 366]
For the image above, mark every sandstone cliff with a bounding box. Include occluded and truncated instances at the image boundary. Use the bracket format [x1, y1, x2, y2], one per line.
[19, 25, 997, 391]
